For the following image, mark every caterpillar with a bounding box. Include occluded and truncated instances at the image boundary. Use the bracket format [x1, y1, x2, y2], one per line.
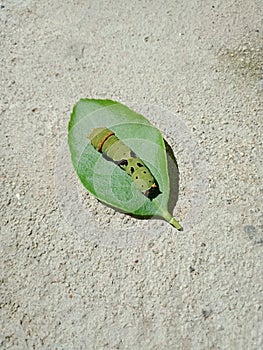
[88, 127, 161, 200]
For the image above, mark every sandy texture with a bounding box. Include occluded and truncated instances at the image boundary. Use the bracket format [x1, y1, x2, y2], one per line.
[1, 0, 262, 349]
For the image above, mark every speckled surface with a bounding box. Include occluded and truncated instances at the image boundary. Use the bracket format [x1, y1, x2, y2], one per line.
[1, 0, 262, 349]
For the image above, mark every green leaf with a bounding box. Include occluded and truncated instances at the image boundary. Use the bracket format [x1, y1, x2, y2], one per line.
[68, 99, 182, 230]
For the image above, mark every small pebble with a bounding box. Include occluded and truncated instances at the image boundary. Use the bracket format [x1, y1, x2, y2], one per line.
[244, 225, 256, 235]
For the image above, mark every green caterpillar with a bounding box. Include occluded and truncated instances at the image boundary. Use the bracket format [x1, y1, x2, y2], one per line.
[88, 127, 161, 200]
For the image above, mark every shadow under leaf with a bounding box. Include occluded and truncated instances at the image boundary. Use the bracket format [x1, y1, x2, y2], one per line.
[164, 139, 180, 214]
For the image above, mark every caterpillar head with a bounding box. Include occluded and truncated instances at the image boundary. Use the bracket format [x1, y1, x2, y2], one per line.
[119, 157, 161, 198]
[131, 164, 155, 191]
[132, 167, 161, 200]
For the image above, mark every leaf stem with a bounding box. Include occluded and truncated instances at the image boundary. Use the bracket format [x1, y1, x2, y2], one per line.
[169, 217, 182, 230]
[160, 210, 182, 231]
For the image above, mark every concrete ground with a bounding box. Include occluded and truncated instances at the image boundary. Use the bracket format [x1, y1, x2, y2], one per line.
[1, 0, 262, 349]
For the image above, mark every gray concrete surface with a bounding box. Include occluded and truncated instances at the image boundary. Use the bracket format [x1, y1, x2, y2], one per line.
[1, 0, 262, 349]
